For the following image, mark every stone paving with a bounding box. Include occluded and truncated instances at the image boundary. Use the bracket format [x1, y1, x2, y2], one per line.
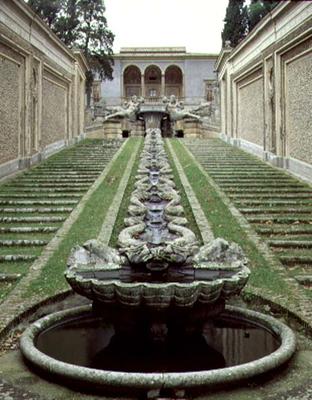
[0, 139, 123, 301]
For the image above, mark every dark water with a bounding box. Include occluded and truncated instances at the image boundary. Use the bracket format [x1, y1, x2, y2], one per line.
[36, 314, 280, 373]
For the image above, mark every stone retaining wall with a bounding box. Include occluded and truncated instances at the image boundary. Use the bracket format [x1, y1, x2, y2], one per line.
[216, 1, 312, 182]
[0, 0, 88, 178]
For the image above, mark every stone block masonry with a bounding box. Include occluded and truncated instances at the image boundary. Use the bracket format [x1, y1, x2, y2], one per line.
[216, 1, 312, 183]
[0, 0, 89, 179]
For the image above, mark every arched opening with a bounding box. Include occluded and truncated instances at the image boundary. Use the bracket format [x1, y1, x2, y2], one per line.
[144, 65, 162, 99]
[165, 65, 183, 98]
[123, 65, 141, 98]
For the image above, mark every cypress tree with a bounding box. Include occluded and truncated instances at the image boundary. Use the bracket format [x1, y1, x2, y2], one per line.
[221, 0, 248, 47]
[248, 0, 278, 32]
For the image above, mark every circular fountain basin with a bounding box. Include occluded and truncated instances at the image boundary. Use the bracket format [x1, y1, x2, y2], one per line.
[20, 305, 296, 394]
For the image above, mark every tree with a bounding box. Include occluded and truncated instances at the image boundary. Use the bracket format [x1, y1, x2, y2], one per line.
[248, 0, 278, 32]
[27, 0, 114, 106]
[28, 0, 61, 28]
[221, 0, 248, 48]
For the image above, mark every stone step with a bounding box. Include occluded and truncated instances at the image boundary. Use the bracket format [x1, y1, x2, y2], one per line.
[279, 255, 312, 265]
[295, 275, 312, 285]
[255, 226, 312, 235]
[3, 187, 85, 193]
[220, 183, 304, 188]
[25, 173, 98, 178]
[209, 172, 285, 176]
[213, 178, 295, 183]
[223, 188, 312, 193]
[246, 215, 312, 223]
[0, 254, 37, 262]
[0, 200, 78, 205]
[235, 200, 312, 206]
[43, 163, 106, 167]
[35, 167, 103, 172]
[0, 226, 58, 233]
[0, 207, 73, 213]
[0, 216, 66, 223]
[0, 192, 82, 198]
[17, 178, 95, 183]
[5, 183, 90, 187]
[0, 273, 21, 282]
[0, 239, 48, 246]
[268, 240, 312, 249]
[229, 193, 312, 199]
[240, 207, 312, 214]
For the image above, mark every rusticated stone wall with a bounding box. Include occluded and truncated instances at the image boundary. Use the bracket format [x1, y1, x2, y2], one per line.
[237, 76, 264, 147]
[216, 1, 312, 181]
[0, 0, 88, 178]
[286, 51, 312, 165]
[0, 47, 21, 164]
[42, 74, 67, 147]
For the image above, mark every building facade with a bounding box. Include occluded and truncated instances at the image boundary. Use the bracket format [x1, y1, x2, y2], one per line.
[98, 47, 218, 106]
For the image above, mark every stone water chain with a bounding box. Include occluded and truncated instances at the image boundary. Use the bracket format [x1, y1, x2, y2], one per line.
[117, 128, 198, 266]
[184, 138, 312, 287]
[66, 130, 250, 309]
[0, 139, 123, 288]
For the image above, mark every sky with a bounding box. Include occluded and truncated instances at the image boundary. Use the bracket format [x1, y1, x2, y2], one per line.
[104, 0, 229, 54]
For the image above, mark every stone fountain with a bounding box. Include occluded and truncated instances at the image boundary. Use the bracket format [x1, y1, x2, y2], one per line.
[20, 129, 296, 397]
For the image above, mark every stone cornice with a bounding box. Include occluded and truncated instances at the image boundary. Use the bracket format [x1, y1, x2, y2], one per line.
[1, 0, 77, 63]
[227, 0, 310, 63]
[215, 47, 232, 73]
[73, 49, 89, 73]
[114, 53, 218, 61]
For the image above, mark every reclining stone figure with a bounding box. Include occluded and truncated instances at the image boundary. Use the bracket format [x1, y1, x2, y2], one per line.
[163, 95, 201, 121]
[104, 95, 144, 122]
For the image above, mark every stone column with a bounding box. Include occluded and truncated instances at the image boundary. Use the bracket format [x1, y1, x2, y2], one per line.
[141, 74, 145, 98]
[161, 73, 165, 97]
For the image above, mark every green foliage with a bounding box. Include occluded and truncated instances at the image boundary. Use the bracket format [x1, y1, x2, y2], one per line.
[27, 0, 114, 102]
[248, 0, 278, 32]
[26, 139, 140, 297]
[28, 0, 61, 27]
[221, 0, 248, 47]
[222, 0, 278, 48]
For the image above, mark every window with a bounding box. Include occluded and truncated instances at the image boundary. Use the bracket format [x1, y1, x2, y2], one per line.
[149, 89, 157, 97]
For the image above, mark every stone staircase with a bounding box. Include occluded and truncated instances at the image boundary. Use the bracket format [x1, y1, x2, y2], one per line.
[0, 139, 123, 296]
[184, 138, 312, 289]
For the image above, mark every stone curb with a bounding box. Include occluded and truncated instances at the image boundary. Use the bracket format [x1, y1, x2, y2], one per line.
[180, 140, 312, 330]
[20, 304, 296, 393]
[0, 139, 129, 340]
[166, 139, 214, 244]
[98, 139, 142, 245]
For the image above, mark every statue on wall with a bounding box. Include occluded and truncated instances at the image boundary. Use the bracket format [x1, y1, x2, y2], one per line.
[163, 95, 201, 121]
[104, 95, 144, 122]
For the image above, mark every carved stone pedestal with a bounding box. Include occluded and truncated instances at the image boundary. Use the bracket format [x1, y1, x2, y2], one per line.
[121, 119, 145, 136]
[174, 119, 203, 138]
[103, 119, 122, 138]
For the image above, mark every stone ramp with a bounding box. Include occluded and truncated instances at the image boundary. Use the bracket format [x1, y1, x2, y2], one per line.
[0, 139, 123, 300]
[183, 138, 312, 290]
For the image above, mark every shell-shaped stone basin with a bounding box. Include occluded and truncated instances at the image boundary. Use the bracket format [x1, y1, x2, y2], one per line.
[65, 238, 250, 310]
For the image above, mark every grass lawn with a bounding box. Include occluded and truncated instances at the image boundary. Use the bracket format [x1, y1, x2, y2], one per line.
[25, 138, 141, 298]
[169, 139, 290, 299]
